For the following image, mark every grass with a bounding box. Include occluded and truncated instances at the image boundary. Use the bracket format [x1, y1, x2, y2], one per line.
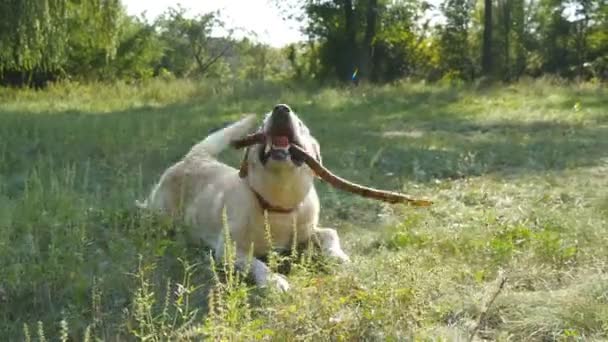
[0, 77, 607, 341]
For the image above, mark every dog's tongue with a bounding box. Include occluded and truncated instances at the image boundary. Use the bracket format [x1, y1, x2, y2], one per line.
[272, 136, 290, 148]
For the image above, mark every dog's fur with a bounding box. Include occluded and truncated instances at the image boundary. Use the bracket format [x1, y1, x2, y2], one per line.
[136, 109, 349, 291]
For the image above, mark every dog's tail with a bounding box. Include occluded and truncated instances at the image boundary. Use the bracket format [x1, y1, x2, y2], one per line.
[188, 113, 258, 157]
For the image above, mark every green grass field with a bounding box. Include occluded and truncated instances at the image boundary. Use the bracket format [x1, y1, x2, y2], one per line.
[1, 78, 607, 341]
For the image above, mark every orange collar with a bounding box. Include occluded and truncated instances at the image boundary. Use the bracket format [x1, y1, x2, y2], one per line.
[251, 188, 296, 214]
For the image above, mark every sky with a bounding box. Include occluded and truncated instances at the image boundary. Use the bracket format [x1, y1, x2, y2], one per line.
[123, 0, 306, 47]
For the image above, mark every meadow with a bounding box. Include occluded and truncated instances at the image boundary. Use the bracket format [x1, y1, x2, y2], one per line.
[0, 78, 607, 341]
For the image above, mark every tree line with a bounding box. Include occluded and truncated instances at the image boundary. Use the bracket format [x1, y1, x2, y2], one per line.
[0, 0, 606, 87]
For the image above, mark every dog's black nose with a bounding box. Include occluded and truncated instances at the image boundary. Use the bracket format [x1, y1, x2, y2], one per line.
[271, 104, 292, 126]
[272, 104, 291, 117]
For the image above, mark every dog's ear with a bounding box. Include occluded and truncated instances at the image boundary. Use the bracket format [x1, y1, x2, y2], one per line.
[238, 148, 249, 178]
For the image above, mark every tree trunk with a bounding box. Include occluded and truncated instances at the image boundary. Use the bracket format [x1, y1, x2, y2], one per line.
[512, 0, 526, 79]
[503, 0, 511, 80]
[482, 0, 493, 75]
[343, 0, 357, 81]
[362, 0, 378, 81]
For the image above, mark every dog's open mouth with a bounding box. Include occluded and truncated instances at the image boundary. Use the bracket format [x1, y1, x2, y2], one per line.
[259, 135, 305, 165]
[257, 104, 306, 166]
[269, 135, 290, 161]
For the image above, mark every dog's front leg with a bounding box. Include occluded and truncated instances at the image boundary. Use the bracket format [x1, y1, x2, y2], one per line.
[312, 227, 351, 263]
[246, 255, 290, 292]
[214, 238, 290, 292]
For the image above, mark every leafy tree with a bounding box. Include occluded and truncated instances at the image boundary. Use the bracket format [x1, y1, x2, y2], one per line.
[155, 6, 230, 78]
[108, 15, 164, 80]
[586, 0, 608, 78]
[2, 0, 607, 85]
[303, 0, 360, 81]
[0, 0, 122, 86]
[492, 0, 527, 80]
[482, 0, 493, 75]
[372, 0, 434, 81]
[229, 39, 292, 81]
[276, 0, 434, 82]
[439, 0, 475, 80]
[362, 0, 378, 79]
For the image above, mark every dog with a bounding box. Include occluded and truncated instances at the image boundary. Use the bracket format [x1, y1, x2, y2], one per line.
[136, 104, 350, 291]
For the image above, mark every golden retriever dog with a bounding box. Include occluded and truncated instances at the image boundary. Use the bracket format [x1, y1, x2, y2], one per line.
[136, 104, 350, 291]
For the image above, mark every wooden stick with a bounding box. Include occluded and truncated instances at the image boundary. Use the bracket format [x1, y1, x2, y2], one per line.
[231, 133, 433, 206]
[290, 145, 433, 206]
[469, 276, 507, 342]
[230, 132, 266, 149]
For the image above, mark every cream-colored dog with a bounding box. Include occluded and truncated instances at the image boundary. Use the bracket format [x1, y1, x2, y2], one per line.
[136, 104, 350, 291]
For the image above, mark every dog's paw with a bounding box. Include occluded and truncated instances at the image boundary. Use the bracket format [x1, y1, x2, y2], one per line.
[328, 249, 351, 264]
[266, 273, 291, 293]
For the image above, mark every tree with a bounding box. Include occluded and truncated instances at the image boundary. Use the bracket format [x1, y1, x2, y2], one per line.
[156, 6, 230, 78]
[108, 14, 164, 80]
[275, 0, 432, 82]
[530, 0, 590, 77]
[0, 0, 123, 86]
[439, 0, 475, 80]
[510, 0, 526, 79]
[362, 0, 378, 79]
[586, 0, 608, 79]
[372, 0, 432, 81]
[303, 0, 360, 81]
[344, 0, 358, 81]
[482, 0, 493, 75]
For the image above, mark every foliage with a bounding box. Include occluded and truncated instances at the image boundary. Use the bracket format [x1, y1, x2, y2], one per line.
[154, 6, 229, 78]
[371, 1, 435, 81]
[2, 0, 607, 85]
[439, 0, 476, 80]
[0, 0, 122, 86]
[107, 15, 164, 80]
[0, 2, 291, 85]
[296, 0, 437, 82]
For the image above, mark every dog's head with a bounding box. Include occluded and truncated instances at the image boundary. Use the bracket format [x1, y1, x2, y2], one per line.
[258, 104, 321, 168]
[241, 104, 321, 209]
